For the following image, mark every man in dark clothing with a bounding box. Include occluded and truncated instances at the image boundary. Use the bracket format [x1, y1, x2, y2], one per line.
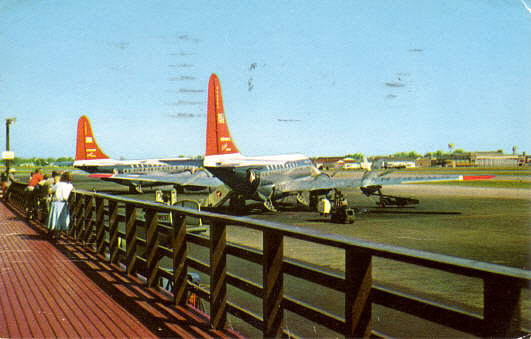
[25, 168, 44, 219]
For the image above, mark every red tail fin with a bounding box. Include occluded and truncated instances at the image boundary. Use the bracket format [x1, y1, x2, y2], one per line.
[75, 116, 109, 160]
[205, 73, 239, 156]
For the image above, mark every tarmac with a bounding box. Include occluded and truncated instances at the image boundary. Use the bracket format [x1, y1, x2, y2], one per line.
[71, 170, 531, 337]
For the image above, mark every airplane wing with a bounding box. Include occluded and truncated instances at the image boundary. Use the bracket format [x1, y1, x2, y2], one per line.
[275, 173, 495, 192]
[358, 173, 495, 187]
[89, 169, 223, 190]
[275, 174, 361, 192]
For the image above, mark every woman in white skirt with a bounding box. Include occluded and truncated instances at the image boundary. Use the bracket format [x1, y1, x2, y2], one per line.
[48, 171, 74, 239]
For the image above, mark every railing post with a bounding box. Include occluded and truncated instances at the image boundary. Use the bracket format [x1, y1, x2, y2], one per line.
[171, 212, 187, 306]
[8, 183, 23, 208]
[262, 230, 283, 338]
[145, 208, 160, 288]
[66, 191, 77, 235]
[483, 276, 521, 337]
[95, 197, 105, 256]
[125, 204, 137, 276]
[210, 221, 227, 329]
[71, 192, 84, 240]
[108, 200, 119, 265]
[344, 247, 372, 338]
[80, 195, 94, 243]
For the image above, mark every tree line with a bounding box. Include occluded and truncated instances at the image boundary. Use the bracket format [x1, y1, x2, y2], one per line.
[5, 157, 74, 166]
[345, 149, 471, 161]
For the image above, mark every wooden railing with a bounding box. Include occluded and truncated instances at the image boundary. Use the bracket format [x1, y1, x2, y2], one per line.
[5, 182, 531, 337]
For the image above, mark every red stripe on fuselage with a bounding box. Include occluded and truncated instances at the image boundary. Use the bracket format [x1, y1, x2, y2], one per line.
[462, 175, 495, 181]
[88, 173, 114, 178]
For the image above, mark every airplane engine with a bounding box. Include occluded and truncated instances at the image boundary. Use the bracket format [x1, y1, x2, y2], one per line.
[227, 167, 261, 195]
[246, 169, 260, 187]
[245, 168, 261, 195]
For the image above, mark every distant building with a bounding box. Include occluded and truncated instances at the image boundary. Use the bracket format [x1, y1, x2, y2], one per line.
[340, 158, 372, 170]
[314, 151, 528, 170]
[342, 158, 362, 169]
[518, 152, 530, 167]
[433, 151, 523, 168]
[474, 154, 519, 167]
[313, 156, 345, 170]
[415, 157, 432, 168]
[370, 156, 416, 169]
[386, 160, 416, 169]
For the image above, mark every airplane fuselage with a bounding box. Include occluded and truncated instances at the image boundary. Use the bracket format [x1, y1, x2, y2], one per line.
[206, 158, 315, 202]
[74, 158, 202, 175]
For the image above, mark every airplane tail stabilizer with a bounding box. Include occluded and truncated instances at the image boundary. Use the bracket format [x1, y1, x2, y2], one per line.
[75, 115, 110, 161]
[205, 73, 240, 156]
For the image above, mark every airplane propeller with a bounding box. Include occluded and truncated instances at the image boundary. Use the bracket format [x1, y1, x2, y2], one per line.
[258, 187, 277, 212]
[361, 169, 393, 187]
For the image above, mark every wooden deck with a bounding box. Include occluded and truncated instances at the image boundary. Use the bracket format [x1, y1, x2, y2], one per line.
[0, 201, 242, 338]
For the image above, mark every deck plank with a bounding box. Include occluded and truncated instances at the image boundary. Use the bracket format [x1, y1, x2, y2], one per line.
[3, 223, 114, 337]
[0, 239, 71, 338]
[0, 229, 57, 338]
[1, 201, 246, 339]
[0, 205, 155, 338]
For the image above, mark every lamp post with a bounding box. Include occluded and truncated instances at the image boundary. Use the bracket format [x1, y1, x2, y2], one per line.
[4, 117, 16, 173]
[2, 118, 15, 196]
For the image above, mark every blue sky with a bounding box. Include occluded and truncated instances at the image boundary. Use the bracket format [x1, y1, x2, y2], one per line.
[0, 1, 529, 159]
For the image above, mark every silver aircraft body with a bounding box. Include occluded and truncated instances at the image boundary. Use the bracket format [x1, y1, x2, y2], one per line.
[203, 73, 494, 211]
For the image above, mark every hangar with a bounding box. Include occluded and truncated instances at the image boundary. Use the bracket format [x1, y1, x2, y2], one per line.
[433, 151, 526, 168]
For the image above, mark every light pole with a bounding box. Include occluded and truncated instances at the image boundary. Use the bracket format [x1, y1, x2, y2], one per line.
[4, 118, 16, 173]
[2, 118, 16, 196]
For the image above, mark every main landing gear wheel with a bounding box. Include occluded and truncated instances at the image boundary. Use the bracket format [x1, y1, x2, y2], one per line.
[229, 194, 246, 212]
[129, 184, 143, 194]
[296, 192, 309, 207]
[263, 199, 278, 212]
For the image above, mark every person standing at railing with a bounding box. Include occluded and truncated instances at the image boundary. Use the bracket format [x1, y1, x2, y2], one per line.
[2, 168, 16, 200]
[25, 168, 43, 219]
[38, 171, 60, 213]
[35, 171, 60, 221]
[47, 171, 74, 240]
[7, 168, 16, 186]
[1, 171, 7, 197]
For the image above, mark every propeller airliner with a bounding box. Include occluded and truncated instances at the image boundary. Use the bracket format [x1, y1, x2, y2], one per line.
[203, 73, 494, 214]
[73, 115, 221, 193]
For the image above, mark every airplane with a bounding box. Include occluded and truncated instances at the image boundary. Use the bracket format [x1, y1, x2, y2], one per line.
[202, 73, 494, 217]
[74, 115, 221, 193]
